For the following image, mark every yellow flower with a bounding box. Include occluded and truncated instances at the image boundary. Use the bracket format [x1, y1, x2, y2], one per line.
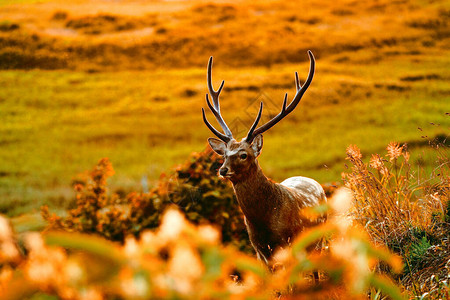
[386, 142, 403, 161]
[370, 154, 389, 175]
[159, 209, 186, 241]
[0, 216, 13, 241]
[402, 150, 410, 162]
[198, 225, 220, 245]
[346, 144, 362, 160]
[168, 243, 204, 294]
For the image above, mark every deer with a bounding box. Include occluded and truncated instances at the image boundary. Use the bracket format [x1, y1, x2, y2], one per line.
[201, 51, 327, 278]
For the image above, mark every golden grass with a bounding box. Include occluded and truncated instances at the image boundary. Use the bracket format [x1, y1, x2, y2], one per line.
[343, 142, 449, 298]
[344, 142, 449, 243]
[0, 0, 449, 69]
[1, 59, 448, 215]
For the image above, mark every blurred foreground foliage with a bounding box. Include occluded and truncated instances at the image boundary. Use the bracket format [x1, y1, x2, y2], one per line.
[2, 202, 403, 299]
[41, 149, 253, 253]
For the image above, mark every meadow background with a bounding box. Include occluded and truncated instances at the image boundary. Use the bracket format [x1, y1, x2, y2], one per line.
[0, 0, 449, 299]
[0, 0, 448, 216]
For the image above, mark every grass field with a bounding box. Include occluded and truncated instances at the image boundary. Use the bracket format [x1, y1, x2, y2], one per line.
[0, 0, 449, 216]
[0, 1, 449, 299]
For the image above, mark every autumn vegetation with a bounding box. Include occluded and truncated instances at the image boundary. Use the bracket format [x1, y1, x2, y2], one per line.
[1, 141, 448, 299]
[0, 0, 449, 298]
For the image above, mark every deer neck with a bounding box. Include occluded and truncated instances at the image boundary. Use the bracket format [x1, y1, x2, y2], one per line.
[231, 160, 279, 224]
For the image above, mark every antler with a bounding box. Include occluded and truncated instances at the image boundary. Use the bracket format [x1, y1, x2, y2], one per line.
[246, 51, 315, 143]
[202, 56, 234, 143]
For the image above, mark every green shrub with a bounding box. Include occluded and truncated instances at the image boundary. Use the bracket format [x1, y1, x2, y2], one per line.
[406, 236, 431, 275]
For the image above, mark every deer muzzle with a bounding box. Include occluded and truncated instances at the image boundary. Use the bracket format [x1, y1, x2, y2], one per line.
[219, 167, 229, 176]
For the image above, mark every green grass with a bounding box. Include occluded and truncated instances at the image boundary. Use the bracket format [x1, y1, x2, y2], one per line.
[0, 0, 52, 6]
[0, 51, 448, 216]
[0, 0, 449, 216]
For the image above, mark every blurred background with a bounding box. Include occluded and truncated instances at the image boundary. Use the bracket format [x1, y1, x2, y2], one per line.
[0, 0, 448, 217]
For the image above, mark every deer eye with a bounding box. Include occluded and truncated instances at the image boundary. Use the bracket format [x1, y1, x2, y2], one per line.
[240, 153, 248, 160]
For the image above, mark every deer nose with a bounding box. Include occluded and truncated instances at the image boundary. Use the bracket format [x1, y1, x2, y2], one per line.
[219, 167, 228, 176]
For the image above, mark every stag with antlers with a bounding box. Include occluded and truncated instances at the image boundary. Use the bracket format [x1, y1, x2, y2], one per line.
[202, 51, 327, 274]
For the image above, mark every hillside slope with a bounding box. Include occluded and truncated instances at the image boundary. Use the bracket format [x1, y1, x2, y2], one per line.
[0, 0, 449, 70]
[0, 0, 449, 215]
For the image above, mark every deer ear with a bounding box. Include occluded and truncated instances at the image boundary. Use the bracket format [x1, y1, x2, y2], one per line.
[251, 134, 263, 157]
[208, 138, 227, 156]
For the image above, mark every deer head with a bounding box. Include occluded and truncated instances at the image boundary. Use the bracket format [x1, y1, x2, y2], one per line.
[202, 51, 315, 183]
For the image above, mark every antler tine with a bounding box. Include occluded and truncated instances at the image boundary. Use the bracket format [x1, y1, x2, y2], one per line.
[205, 94, 233, 138]
[202, 108, 231, 143]
[207, 57, 225, 110]
[246, 51, 315, 143]
[295, 72, 301, 91]
[245, 102, 263, 142]
[205, 56, 233, 139]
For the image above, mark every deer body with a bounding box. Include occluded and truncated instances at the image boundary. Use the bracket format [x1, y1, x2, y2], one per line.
[238, 172, 326, 262]
[202, 51, 326, 265]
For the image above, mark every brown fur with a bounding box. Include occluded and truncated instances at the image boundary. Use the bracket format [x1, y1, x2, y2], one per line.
[209, 136, 327, 264]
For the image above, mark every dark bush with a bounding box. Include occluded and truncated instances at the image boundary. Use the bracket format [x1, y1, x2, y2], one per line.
[42, 148, 253, 253]
[0, 21, 19, 32]
[0, 48, 67, 69]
